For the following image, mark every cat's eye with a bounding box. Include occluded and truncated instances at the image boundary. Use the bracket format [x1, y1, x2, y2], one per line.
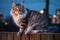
[20, 8, 21, 9]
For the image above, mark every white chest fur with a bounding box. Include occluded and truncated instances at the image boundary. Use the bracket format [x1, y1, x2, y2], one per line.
[10, 9, 27, 27]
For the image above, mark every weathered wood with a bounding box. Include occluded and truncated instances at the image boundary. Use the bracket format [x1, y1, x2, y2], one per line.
[14, 32, 19, 40]
[7, 32, 13, 40]
[34, 34, 40, 40]
[0, 32, 60, 40]
[25, 34, 30, 40]
[41, 34, 51, 40]
[0, 32, 2, 40]
[25, 35, 30, 40]
[30, 34, 35, 40]
[55, 34, 60, 40]
[21, 34, 29, 40]
[21, 34, 26, 40]
[49, 34, 53, 40]
[2, 32, 7, 40]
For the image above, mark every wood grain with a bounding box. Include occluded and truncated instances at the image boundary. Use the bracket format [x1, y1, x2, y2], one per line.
[0, 32, 60, 40]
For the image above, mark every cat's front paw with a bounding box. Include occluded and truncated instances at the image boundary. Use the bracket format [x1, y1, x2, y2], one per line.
[17, 32, 20, 36]
[17, 32, 23, 36]
[24, 29, 27, 35]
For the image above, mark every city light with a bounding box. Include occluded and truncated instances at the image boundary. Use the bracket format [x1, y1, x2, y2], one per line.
[5, 22, 8, 25]
[53, 15, 57, 18]
[40, 10, 44, 14]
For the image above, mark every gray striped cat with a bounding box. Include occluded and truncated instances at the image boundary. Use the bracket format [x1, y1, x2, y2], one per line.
[10, 2, 49, 35]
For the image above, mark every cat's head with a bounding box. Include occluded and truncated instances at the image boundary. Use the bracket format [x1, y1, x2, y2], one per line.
[12, 2, 25, 16]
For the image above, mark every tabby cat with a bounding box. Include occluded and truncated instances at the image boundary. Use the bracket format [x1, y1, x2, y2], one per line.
[10, 2, 49, 35]
[10, 2, 28, 35]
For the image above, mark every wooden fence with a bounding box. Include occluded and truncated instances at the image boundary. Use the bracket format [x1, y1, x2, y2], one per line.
[0, 32, 60, 40]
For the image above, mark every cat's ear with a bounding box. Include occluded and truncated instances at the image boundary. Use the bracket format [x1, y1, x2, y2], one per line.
[12, 2, 16, 7]
[20, 2, 24, 6]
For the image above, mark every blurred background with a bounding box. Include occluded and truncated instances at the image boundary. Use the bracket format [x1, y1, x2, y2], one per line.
[0, 0, 60, 33]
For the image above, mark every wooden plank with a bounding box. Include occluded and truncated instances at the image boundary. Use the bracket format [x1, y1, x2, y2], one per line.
[40, 34, 42, 40]
[30, 34, 35, 40]
[0, 32, 2, 40]
[34, 34, 40, 40]
[49, 34, 53, 40]
[55, 34, 60, 40]
[41, 34, 51, 40]
[14, 32, 20, 40]
[7, 32, 13, 40]
[46, 34, 53, 40]
[21, 34, 29, 40]
[41, 34, 47, 40]
[21, 34, 26, 40]
[2, 32, 7, 40]
[25, 34, 30, 40]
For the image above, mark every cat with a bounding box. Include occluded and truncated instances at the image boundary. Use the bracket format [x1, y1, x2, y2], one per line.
[10, 2, 49, 35]
[10, 2, 28, 35]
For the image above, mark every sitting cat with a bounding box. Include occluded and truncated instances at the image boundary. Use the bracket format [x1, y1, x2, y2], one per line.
[10, 2, 28, 35]
[10, 2, 49, 35]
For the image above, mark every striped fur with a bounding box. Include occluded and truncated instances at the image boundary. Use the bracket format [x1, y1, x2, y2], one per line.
[10, 2, 49, 35]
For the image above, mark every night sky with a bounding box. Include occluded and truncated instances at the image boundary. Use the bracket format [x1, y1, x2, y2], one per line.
[0, 0, 60, 18]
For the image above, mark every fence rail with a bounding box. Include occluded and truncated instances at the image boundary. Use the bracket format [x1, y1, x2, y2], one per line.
[0, 32, 60, 40]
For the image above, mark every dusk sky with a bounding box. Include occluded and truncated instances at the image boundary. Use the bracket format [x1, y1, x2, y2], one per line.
[0, 0, 60, 18]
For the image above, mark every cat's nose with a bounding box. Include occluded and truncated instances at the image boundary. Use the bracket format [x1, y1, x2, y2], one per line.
[15, 11, 18, 14]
